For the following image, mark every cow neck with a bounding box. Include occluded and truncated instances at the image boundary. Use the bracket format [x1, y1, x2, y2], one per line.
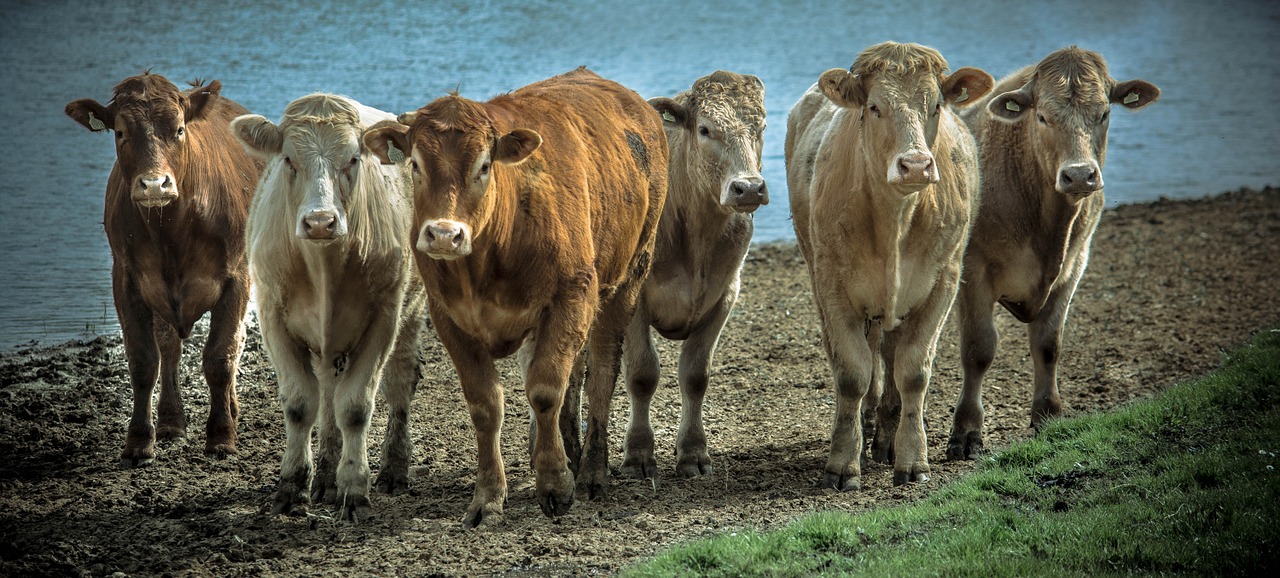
[662, 155, 738, 262]
[295, 237, 355, 358]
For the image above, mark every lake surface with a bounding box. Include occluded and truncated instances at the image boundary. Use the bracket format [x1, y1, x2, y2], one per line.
[1, 0, 1277, 348]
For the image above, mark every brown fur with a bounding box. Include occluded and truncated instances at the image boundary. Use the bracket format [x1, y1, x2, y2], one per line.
[363, 67, 668, 527]
[786, 42, 991, 490]
[64, 73, 263, 466]
[947, 48, 1161, 458]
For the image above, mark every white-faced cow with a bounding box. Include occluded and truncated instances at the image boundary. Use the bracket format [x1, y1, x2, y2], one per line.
[786, 42, 992, 489]
[232, 94, 426, 522]
[65, 73, 263, 466]
[621, 71, 767, 479]
[362, 67, 666, 527]
[947, 47, 1160, 459]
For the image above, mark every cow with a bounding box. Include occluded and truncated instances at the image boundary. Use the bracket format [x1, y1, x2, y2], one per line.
[65, 73, 263, 467]
[946, 47, 1161, 459]
[621, 71, 767, 479]
[362, 67, 667, 528]
[230, 94, 427, 522]
[786, 42, 993, 490]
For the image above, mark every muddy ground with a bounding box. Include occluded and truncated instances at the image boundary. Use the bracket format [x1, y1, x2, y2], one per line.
[1, 188, 1277, 577]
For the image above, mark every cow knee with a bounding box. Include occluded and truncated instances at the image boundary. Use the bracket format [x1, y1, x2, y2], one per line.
[1040, 341, 1059, 366]
[345, 405, 370, 429]
[286, 404, 308, 424]
[528, 391, 561, 416]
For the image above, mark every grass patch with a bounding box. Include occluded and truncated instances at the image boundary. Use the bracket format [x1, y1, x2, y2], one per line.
[626, 328, 1280, 577]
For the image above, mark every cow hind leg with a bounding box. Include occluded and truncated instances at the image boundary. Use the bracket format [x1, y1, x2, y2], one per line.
[580, 282, 642, 501]
[376, 299, 425, 495]
[154, 321, 187, 442]
[871, 333, 900, 464]
[621, 312, 660, 479]
[948, 282, 998, 461]
[202, 282, 249, 458]
[311, 392, 341, 505]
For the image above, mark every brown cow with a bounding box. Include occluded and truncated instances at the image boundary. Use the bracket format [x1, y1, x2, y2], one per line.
[786, 42, 992, 489]
[622, 71, 767, 479]
[363, 67, 667, 527]
[232, 94, 426, 522]
[947, 47, 1160, 459]
[65, 73, 263, 466]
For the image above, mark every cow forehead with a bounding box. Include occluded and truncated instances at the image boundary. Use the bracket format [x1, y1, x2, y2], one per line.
[868, 73, 941, 106]
[1033, 47, 1114, 113]
[284, 122, 360, 162]
[696, 100, 764, 131]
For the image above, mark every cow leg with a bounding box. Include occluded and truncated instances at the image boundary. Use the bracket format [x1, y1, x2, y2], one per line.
[621, 310, 660, 479]
[201, 280, 248, 458]
[522, 339, 584, 477]
[259, 306, 320, 516]
[871, 330, 899, 464]
[819, 306, 874, 492]
[1028, 273, 1082, 430]
[376, 286, 426, 496]
[116, 272, 159, 467]
[581, 280, 642, 501]
[311, 391, 340, 504]
[153, 321, 187, 442]
[674, 295, 733, 478]
[948, 273, 998, 461]
[888, 278, 957, 485]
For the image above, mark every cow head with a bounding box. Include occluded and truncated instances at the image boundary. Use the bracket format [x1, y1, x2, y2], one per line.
[649, 71, 769, 213]
[364, 95, 539, 260]
[987, 46, 1160, 200]
[820, 42, 992, 194]
[66, 73, 222, 208]
[232, 94, 369, 242]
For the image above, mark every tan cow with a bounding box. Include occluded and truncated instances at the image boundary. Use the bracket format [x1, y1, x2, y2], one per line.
[947, 47, 1160, 459]
[787, 42, 992, 489]
[65, 73, 263, 466]
[232, 94, 426, 522]
[622, 71, 767, 479]
[363, 67, 666, 527]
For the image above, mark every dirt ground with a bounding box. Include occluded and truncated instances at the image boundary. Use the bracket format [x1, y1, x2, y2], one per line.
[1, 187, 1277, 577]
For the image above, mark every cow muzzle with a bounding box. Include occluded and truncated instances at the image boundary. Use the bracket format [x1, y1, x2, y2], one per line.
[1057, 162, 1103, 197]
[131, 172, 178, 208]
[299, 210, 344, 241]
[721, 177, 769, 213]
[888, 152, 938, 189]
[417, 219, 472, 259]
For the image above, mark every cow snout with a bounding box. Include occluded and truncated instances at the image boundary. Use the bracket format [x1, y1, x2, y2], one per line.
[301, 211, 338, 240]
[418, 220, 472, 259]
[724, 177, 769, 213]
[1057, 163, 1103, 196]
[132, 173, 178, 207]
[893, 152, 937, 186]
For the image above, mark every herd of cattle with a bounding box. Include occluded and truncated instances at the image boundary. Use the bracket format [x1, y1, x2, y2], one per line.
[64, 41, 1158, 527]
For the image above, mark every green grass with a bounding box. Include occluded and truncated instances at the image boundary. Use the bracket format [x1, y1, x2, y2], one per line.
[625, 329, 1280, 577]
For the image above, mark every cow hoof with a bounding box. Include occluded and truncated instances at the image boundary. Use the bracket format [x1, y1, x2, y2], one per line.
[675, 455, 713, 478]
[205, 443, 237, 460]
[870, 439, 894, 464]
[620, 455, 657, 479]
[538, 487, 574, 518]
[120, 445, 156, 468]
[155, 425, 187, 441]
[271, 491, 308, 517]
[892, 470, 930, 485]
[823, 471, 861, 492]
[374, 469, 411, 496]
[946, 432, 984, 461]
[462, 501, 504, 529]
[310, 483, 339, 505]
[338, 494, 373, 523]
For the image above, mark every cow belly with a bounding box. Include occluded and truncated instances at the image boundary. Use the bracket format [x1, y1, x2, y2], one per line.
[644, 276, 716, 340]
[133, 268, 224, 336]
[448, 301, 540, 359]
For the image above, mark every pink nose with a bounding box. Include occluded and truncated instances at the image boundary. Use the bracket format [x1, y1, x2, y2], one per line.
[302, 211, 337, 239]
[896, 153, 935, 182]
[419, 220, 472, 257]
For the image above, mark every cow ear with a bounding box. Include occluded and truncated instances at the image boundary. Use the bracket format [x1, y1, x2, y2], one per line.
[648, 97, 689, 129]
[942, 67, 994, 107]
[988, 85, 1034, 123]
[230, 114, 282, 159]
[66, 99, 113, 132]
[1111, 79, 1160, 110]
[363, 120, 412, 165]
[494, 128, 541, 165]
[818, 68, 865, 109]
[185, 80, 223, 123]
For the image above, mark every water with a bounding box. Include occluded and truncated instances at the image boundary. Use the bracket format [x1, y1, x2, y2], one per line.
[1, 0, 1277, 348]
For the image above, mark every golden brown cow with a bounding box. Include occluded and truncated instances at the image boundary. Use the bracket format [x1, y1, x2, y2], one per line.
[623, 71, 767, 479]
[363, 67, 667, 527]
[786, 42, 991, 490]
[947, 47, 1160, 459]
[65, 73, 263, 466]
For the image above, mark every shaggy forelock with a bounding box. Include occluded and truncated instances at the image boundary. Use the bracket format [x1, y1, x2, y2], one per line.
[279, 93, 363, 131]
[109, 73, 184, 121]
[687, 72, 765, 128]
[1034, 46, 1114, 112]
[851, 42, 949, 81]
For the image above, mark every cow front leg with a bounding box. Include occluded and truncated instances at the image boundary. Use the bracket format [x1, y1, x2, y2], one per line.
[201, 278, 249, 458]
[674, 296, 733, 478]
[261, 310, 320, 516]
[116, 275, 159, 467]
[621, 310, 660, 479]
[1028, 278, 1080, 430]
[153, 321, 187, 443]
[948, 271, 998, 460]
[820, 307, 874, 491]
[581, 277, 639, 501]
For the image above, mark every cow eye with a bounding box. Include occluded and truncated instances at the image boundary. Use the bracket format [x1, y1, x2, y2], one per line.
[869, 104, 881, 118]
[698, 126, 710, 137]
[349, 156, 359, 168]
[479, 161, 490, 176]
[175, 126, 185, 139]
[284, 156, 295, 171]
[1099, 110, 1110, 124]
[1037, 114, 1048, 125]
[410, 159, 419, 174]
[934, 103, 942, 116]
[114, 131, 124, 140]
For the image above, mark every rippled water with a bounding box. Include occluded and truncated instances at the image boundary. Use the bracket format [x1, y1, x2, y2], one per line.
[1, 0, 1277, 348]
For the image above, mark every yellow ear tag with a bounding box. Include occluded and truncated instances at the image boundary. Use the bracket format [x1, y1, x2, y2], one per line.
[387, 140, 405, 163]
[1005, 101, 1022, 113]
[88, 112, 106, 131]
[956, 87, 969, 103]
[661, 111, 676, 123]
[1123, 92, 1140, 105]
